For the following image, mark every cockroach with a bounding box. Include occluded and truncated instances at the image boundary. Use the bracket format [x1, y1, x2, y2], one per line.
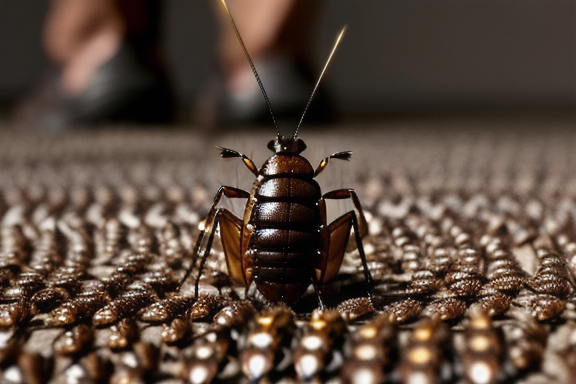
[242, 305, 295, 381]
[108, 317, 139, 350]
[124, 341, 160, 376]
[336, 297, 375, 322]
[383, 298, 423, 325]
[180, 0, 373, 306]
[4, 271, 45, 300]
[158, 222, 186, 268]
[213, 300, 256, 328]
[48, 291, 110, 326]
[110, 341, 159, 384]
[0, 329, 22, 366]
[92, 284, 156, 327]
[422, 297, 467, 321]
[446, 275, 484, 297]
[161, 317, 191, 344]
[391, 226, 422, 272]
[16, 352, 53, 384]
[529, 249, 574, 298]
[53, 324, 94, 356]
[293, 309, 346, 381]
[181, 326, 232, 384]
[96, 271, 132, 298]
[399, 319, 451, 384]
[531, 293, 565, 321]
[460, 311, 504, 384]
[405, 270, 444, 296]
[502, 313, 548, 375]
[46, 268, 84, 295]
[469, 292, 512, 317]
[141, 270, 180, 296]
[68, 352, 112, 384]
[115, 252, 149, 276]
[0, 299, 28, 327]
[140, 294, 195, 324]
[341, 315, 397, 384]
[189, 295, 231, 322]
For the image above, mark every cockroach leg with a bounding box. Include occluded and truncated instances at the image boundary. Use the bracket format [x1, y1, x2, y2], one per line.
[320, 189, 373, 297]
[180, 186, 249, 296]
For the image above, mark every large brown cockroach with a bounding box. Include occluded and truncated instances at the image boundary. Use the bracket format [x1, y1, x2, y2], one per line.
[181, 0, 373, 306]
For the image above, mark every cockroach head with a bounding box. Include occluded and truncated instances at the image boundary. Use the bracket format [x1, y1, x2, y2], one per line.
[268, 136, 306, 154]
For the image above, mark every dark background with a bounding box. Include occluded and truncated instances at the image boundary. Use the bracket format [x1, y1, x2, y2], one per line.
[1, 0, 575, 117]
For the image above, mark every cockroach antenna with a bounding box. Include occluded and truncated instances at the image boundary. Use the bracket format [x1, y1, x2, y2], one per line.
[294, 25, 347, 139]
[219, 0, 347, 138]
[219, 0, 279, 136]
[184, 2, 372, 307]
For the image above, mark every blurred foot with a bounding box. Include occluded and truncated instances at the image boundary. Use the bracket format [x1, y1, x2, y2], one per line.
[195, 55, 333, 130]
[13, 40, 173, 131]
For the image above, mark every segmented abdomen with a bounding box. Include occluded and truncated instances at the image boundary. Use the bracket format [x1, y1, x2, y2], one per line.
[250, 176, 322, 303]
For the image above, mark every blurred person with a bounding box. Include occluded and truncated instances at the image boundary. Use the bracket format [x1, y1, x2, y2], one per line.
[14, 0, 173, 130]
[199, 0, 332, 128]
[14, 0, 332, 130]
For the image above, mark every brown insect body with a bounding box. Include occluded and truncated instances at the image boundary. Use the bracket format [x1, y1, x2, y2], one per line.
[243, 138, 337, 303]
[183, 0, 372, 306]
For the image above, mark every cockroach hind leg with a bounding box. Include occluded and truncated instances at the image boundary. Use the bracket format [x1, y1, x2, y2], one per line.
[322, 190, 374, 303]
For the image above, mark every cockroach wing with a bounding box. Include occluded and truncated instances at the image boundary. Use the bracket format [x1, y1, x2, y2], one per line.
[219, 210, 246, 285]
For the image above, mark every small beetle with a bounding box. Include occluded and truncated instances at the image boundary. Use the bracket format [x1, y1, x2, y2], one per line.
[182, 0, 373, 306]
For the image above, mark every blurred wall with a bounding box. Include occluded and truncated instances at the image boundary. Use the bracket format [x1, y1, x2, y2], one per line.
[0, 0, 575, 115]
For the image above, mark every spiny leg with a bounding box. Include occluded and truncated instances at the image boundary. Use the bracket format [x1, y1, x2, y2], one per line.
[323, 189, 373, 298]
[314, 151, 352, 177]
[217, 146, 259, 176]
[179, 186, 249, 292]
[350, 212, 374, 296]
[194, 210, 222, 299]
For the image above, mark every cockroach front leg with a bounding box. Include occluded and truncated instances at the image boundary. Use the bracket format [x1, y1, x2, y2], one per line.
[193, 208, 238, 299]
[217, 147, 259, 176]
[179, 186, 249, 295]
[314, 151, 352, 177]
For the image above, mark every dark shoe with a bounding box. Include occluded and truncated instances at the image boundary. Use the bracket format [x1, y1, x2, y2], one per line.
[13, 42, 174, 131]
[195, 56, 334, 132]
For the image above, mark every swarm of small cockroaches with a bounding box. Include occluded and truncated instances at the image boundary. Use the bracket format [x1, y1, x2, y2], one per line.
[1, 129, 576, 384]
[2, 169, 576, 383]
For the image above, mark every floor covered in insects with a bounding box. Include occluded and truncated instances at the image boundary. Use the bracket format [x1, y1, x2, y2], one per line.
[2, 115, 576, 383]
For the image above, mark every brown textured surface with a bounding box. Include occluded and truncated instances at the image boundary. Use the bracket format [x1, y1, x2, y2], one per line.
[2, 117, 576, 383]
